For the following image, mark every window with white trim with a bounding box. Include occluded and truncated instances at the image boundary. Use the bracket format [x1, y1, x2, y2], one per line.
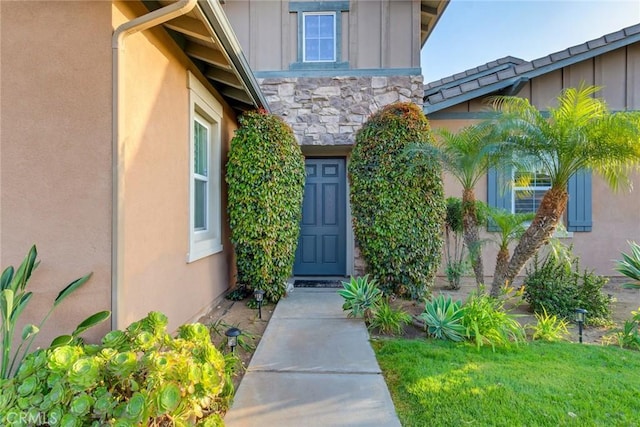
[188, 73, 222, 262]
[512, 168, 551, 214]
[303, 12, 336, 62]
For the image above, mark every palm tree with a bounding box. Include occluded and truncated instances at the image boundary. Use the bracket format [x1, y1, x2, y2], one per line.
[487, 209, 534, 296]
[489, 84, 640, 290]
[407, 124, 499, 288]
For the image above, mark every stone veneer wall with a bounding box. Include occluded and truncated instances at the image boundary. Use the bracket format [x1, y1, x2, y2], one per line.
[258, 75, 424, 146]
[259, 74, 424, 277]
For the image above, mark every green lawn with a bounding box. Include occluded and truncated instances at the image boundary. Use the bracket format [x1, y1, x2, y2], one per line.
[373, 339, 640, 427]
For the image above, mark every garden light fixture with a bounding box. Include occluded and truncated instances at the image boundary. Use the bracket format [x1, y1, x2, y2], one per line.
[225, 327, 241, 353]
[254, 289, 265, 319]
[575, 308, 587, 343]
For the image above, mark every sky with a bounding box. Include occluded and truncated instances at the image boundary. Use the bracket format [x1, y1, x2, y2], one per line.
[421, 0, 640, 84]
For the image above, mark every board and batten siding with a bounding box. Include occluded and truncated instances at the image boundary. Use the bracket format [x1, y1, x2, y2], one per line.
[222, 0, 422, 71]
[429, 43, 640, 277]
[456, 45, 640, 113]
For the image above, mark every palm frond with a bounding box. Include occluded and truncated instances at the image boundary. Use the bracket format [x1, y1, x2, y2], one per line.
[488, 208, 535, 250]
[489, 85, 640, 192]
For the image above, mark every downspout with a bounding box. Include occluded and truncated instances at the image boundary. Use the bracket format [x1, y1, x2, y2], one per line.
[112, 0, 197, 330]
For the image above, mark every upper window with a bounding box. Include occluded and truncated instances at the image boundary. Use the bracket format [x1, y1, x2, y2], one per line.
[303, 12, 336, 62]
[512, 168, 551, 214]
[289, 1, 349, 71]
[188, 73, 223, 262]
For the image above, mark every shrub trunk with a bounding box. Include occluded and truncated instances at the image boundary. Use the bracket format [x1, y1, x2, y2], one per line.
[490, 247, 510, 297]
[462, 188, 484, 288]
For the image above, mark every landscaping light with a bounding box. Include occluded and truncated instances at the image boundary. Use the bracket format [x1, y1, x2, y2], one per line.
[575, 308, 587, 344]
[225, 327, 241, 353]
[254, 289, 265, 320]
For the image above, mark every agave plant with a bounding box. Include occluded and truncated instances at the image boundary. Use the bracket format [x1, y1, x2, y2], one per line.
[420, 294, 465, 341]
[615, 241, 640, 289]
[338, 275, 382, 320]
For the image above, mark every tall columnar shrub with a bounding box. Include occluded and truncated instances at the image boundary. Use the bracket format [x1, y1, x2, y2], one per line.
[226, 110, 305, 301]
[349, 103, 445, 298]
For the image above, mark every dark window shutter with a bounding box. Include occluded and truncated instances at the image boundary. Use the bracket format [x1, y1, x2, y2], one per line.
[567, 169, 592, 232]
[487, 166, 513, 231]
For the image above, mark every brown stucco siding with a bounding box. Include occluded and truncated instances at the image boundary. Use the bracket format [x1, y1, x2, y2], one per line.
[113, 2, 237, 332]
[429, 43, 640, 277]
[0, 1, 113, 346]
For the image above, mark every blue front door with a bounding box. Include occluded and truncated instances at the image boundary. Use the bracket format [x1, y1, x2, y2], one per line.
[294, 158, 347, 276]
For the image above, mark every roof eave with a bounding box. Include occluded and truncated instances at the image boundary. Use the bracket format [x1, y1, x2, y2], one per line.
[420, 0, 450, 47]
[425, 27, 640, 114]
[198, 0, 270, 112]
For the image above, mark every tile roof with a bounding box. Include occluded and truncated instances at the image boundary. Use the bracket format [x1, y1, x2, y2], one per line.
[424, 23, 640, 114]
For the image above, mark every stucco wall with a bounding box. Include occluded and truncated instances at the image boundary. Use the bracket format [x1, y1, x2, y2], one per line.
[0, 1, 113, 346]
[113, 2, 237, 332]
[428, 43, 640, 278]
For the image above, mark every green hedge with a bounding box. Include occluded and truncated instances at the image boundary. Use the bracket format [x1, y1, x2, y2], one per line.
[226, 111, 305, 301]
[348, 103, 445, 298]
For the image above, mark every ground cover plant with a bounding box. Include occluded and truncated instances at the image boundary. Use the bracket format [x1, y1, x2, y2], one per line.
[226, 110, 305, 301]
[374, 339, 640, 427]
[0, 312, 234, 426]
[529, 307, 570, 342]
[349, 102, 445, 299]
[368, 299, 412, 336]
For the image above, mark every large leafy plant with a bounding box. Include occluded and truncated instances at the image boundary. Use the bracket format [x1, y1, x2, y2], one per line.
[349, 102, 445, 298]
[1, 245, 108, 379]
[0, 312, 231, 426]
[226, 110, 305, 301]
[461, 291, 525, 350]
[420, 295, 465, 341]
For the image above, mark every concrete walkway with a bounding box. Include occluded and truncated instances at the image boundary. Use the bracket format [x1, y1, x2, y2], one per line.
[224, 288, 401, 427]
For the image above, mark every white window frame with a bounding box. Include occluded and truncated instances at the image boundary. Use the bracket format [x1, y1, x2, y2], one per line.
[511, 168, 551, 215]
[302, 11, 337, 62]
[187, 72, 223, 262]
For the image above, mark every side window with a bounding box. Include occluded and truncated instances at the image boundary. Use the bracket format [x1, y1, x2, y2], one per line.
[487, 166, 592, 232]
[188, 73, 223, 262]
[303, 12, 336, 62]
[512, 168, 551, 214]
